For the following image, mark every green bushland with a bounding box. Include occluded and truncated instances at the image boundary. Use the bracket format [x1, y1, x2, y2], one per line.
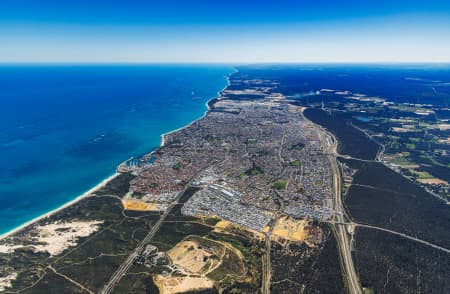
[272, 180, 287, 190]
[290, 159, 301, 167]
[354, 227, 450, 293]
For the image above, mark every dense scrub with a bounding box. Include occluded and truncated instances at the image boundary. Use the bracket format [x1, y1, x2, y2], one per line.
[304, 108, 379, 160]
[270, 226, 345, 293]
[341, 158, 450, 248]
[354, 227, 450, 293]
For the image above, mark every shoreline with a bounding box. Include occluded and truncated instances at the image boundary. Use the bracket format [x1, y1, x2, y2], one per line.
[160, 69, 233, 146]
[0, 69, 234, 242]
[0, 173, 119, 241]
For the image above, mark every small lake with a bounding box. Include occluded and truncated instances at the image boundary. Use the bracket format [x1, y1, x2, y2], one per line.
[354, 116, 372, 122]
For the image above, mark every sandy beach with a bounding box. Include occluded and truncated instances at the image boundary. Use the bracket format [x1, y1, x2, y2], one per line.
[0, 172, 119, 241]
[0, 70, 234, 242]
[159, 71, 233, 146]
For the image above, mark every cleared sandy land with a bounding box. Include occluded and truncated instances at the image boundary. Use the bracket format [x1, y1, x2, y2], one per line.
[156, 236, 223, 293]
[272, 216, 309, 242]
[392, 127, 413, 132]
[154, 275, 214, 294]
[438, 124, 450, 130]
[168, 239, 220, 275]
[0, 244, 23, 254]
[214, 220, 231, 230]
[0, 173, 117, 242]
[214, 219, 265, 241]
[439, 137, 450, 144]
[0, 220, 102, 256]
[0, 273, 17, 292]
[156, 235, 247, 293]
[418, 178, 448, 185]
[122, 199, 160, 211]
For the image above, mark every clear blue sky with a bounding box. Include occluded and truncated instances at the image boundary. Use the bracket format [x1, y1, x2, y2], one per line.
[1, 0, 450, 63]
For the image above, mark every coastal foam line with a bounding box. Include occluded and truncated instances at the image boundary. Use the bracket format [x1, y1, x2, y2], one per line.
[160, 69, 234, 146]
[0, 173, 119, 241]
[0, 69, 235, 242]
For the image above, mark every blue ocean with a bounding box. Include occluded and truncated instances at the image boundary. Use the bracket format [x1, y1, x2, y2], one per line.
[0, 64, 232, 235]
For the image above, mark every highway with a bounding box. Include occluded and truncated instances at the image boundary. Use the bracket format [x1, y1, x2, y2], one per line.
[262, 212, 281, 294]
[305, 108, 450, 294]
[262, 129, 287, 294]
[321, 128, 362, 294]
[329, 153, 362, 294]
[323, 128, 450, 294]
[99, 191, 184, 294]
[302, 109, 362, 294]
[262, 231, 272, 294]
